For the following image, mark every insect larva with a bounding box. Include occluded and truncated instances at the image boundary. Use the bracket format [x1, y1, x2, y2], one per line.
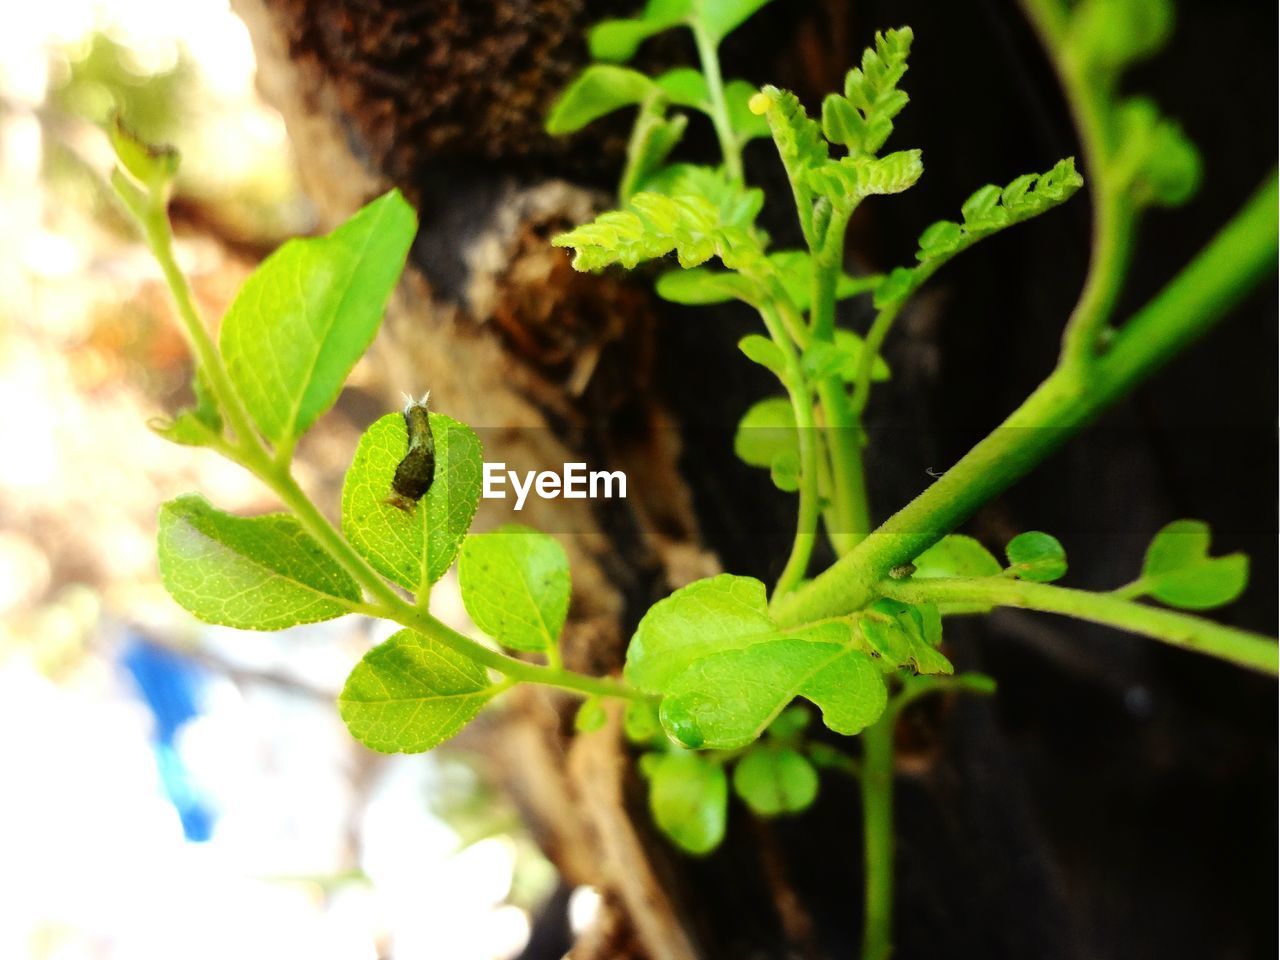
[385, 391, 435, 512]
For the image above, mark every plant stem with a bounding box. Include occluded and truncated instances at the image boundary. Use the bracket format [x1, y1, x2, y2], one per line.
[760, 305, 820, 602]
[859, 708, 896, 960]
[692, 23, 743, 183]
[882, 577, 1277, 675]
[1020, 0, 1135, 368]
[773, 174, 1278, 626]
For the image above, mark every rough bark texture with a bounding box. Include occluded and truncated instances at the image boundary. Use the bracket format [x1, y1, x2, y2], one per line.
[231, 1, 1277, 957]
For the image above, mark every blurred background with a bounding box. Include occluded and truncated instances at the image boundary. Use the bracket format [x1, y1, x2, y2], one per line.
[0, 2, 575, 958]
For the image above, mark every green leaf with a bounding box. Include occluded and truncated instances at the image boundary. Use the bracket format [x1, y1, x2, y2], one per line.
[552, 190, 764, 273]
[638, 164, 765, 229]
[858, 599, 953, 674]
[733, 745, 819, 815]
[589, 1, 692, 62]
[1005, 531, 1068, 582]
[109, 114, 179, 188]
[1067, 0, 1173, 72]
[769, 450, 800, 492]
[725, 80, 772, 141]
[643, 750, 728, 855]
[654, 67, 709, 109]
[658, 622, 888, 749]
[624, 699, 663, 742]
[733, 397, 796, 469]
[738, 334, 787, 377]
[149, 370, 223, 447]
[750, 85, 828, 174]
[801, 332, 890, 383]
[700, 0, 777, 44]
[545, 64, 658, 134]
[220, 190, 416, 446]
[157, 494, 361, 630]
[458, 525, 571, 652]
[912, 534, 1002, 578]
[341, 411, 483, 595]
[820, 27, 913, 156]
[655, 267, 758, 305]
[1139, 519, 1249, 609]
[805, 150, 924, 210]
[338, 629, 497, 753]
[620, 100, 689, 202]
[626, 574, 775, 692]
[576, 697, 608, 733]
[1113, 98, 1201, 208]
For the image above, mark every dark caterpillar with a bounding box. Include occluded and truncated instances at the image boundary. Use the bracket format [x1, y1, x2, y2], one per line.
[386, 392, 435, 512]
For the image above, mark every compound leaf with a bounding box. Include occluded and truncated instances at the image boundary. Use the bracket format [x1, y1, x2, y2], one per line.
[1140, 519, 1248, 609]
[338, 629, 497, 753]
[458, 525, 571, 652]
[220, 190, 416, 447]
[341, 412, 483, 596]
[158, 494, 360, 630]
[820, 26, 914, 156]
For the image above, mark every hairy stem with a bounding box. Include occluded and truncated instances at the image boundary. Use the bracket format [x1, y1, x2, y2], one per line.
[774, 175, 1278, 626]
[880, 577, 1277, 675]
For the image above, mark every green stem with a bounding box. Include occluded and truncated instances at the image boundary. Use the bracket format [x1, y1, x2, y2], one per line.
[692, 23, 743, 183]
[1021, 0, 1135, 368]
[760, 305, 820, 603]
[774, 175, 1278, 626]
[880, 577, 1278, 675]
[859, 708, 896, 960]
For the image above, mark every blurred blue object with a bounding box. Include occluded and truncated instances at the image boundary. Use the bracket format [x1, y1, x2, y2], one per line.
[120, 636, 217, 842]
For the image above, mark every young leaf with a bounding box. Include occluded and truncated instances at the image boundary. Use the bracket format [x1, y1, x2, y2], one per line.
[733, 397, 796, 470]
[545, 64, 658, 134]
[109, 114, 179, 189]
[658, 622, 888, 749]
[589, 1, 693, 62]
[1139, 519, 1248, 609]
[644, 750, 728, 855]
[1005, 531, 1068, 582]
[1113, 97, 1201, 208]
[820, 27, 914, 156]
[699, 0, 777, 45]
[626, 574, 776, 692]
[620, 99, 689, 201]
[749, 86, 828, 174]
[654, 67, 709, 109]
[338, 629, 498, 753]
[912, 534, 1002, 579]
[805, 150, 924, 211]
[157, 494, 361, 630]
[733, 745, 819, 815]
[576, 697, 608, 733]
[801, 332, 891, 383]
[858, 598, 953, 675]
[769, 450, 800, 492]
[149, 370, 223, 448]
[655, 266, 758, 305]
[341, 412, 483, 595]
[220, 190, 416, 447]
[458, 525, 571, 653]
[552, 191, 764, 272]
[738, 335, 787, 377]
